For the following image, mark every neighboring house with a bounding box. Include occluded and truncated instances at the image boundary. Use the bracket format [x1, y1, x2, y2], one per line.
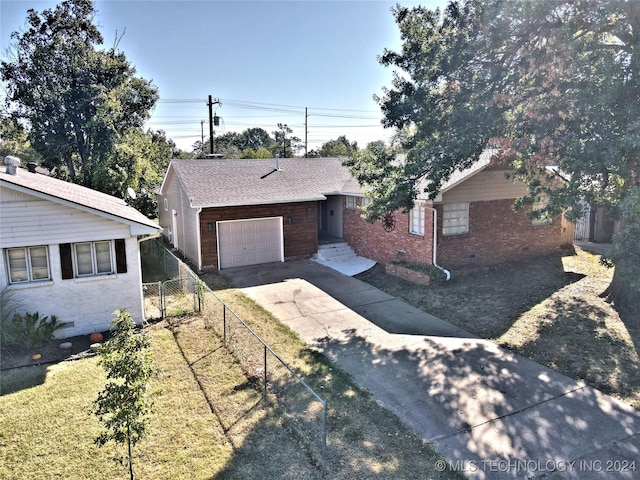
[0, 159, 161, 338]
[157, 155, 573, 274]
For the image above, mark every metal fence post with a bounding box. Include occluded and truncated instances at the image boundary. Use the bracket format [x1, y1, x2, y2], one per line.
[223, 304, 227, 345]
[157, 281, 162, 319]
[322, 400, 328, 475]
[160, 280, 166, 319]
[263, 344, 268, 399]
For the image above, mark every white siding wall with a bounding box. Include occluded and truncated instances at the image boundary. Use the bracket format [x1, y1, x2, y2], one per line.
[1, 197, 131, 246]
[182, 200, 200, 268]
[158, 169, 201, 268]
[157, 169, 177, 245]
[441, 169, 529, 204]
[1, 189, 146, 337]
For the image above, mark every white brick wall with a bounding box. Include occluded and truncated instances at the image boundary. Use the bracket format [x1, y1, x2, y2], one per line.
[3, 237, 145, 337]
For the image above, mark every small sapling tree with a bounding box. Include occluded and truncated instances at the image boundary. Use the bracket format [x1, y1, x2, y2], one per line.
[92, 309, 155, 480]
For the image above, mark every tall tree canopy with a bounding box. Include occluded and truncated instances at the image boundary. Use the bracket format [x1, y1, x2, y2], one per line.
[273, 123, 302, 157]
[1, 0, 158, 192]
[308, 135, 359, 158]
[202, 127, 277, 159]
[348, 0, 640, 311]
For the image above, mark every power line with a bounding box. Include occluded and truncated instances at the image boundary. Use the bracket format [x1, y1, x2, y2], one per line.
[156, 97, 380, 115]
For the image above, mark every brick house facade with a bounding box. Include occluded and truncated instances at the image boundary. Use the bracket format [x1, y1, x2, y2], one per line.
[158, 156, 573, 273]
[435, 199, 568, 270]
[343, 196, 435, 266]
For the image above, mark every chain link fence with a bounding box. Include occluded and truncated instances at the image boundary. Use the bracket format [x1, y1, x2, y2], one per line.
[140, 239, 328, 473]
[142, 239, 202, 320]
[204, 291, 328, 471]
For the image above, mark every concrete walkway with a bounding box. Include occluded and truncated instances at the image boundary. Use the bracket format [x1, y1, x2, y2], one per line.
[220, 260, 640, 479]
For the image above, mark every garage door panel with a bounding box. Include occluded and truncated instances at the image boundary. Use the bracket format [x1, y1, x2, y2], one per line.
[217, 217, 283, 269]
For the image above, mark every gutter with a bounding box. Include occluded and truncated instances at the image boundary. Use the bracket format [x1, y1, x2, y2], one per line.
[426, 205, 451, 281]
[137, 232, 161, 244]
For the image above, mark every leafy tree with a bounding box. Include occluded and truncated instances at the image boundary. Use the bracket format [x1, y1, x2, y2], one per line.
[0, 116, 42, 164]
[94, 129, 174, 217]
[241, 146, 274, 158]
[309, 135, 359, 158]
[273, 123, 302, 157]
[207, 128, 277, 158]
[93, 309, 155, 480]
[238, 127, 275, 151]
[209, 131, 242, 158]
[1, 0, 158, 189]
[348, 0, 640, 311]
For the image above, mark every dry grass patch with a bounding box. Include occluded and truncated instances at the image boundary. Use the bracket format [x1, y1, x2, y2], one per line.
[2, 291, 460, 479]
[357, 247, 640, 409]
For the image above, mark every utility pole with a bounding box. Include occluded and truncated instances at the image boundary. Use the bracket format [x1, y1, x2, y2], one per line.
[305, 107, 308, 158]
[208, 95, 222, 155]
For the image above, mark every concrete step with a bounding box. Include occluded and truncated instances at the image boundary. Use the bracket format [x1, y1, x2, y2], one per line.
[317, 242, 358, 261]
[313, 242, 376, 276]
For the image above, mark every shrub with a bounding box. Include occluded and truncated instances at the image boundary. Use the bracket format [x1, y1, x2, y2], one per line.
[0, 289, 22, 350]
[10, 311, 64, 350]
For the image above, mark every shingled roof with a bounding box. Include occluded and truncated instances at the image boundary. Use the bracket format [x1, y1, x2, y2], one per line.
[163, 157, 361, 207]
[0, 167, 160, 233]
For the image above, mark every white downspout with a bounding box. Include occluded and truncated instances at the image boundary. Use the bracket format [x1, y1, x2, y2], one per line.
[426, 205, 451, 281]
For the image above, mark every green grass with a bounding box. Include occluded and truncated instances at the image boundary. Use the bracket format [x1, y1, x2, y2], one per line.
[1, 282, 461, 480]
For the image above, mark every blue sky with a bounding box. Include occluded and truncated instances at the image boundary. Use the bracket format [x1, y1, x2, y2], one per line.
[1, 0, 446, 153]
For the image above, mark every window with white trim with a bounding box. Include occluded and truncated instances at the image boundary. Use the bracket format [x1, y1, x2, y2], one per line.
[6, 246, 51, 284]
[74, 241, 114, 276]
[60, 239, 127, 280]
[442, 202, 469, 235]
[361, 197, 371, 208]
[409, 202, 425, 236]
[346, 196, 357, 209]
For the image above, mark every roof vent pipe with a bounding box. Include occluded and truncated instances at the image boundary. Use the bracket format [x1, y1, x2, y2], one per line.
[275, 154, 280, 171]
[3, 156, 21, 175]
[27, 162, 38, 173]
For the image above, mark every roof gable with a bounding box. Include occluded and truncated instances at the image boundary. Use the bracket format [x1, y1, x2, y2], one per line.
[0, 168, 160, 235]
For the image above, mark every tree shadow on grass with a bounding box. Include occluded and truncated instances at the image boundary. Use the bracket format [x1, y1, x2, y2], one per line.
[210, 344, 463, 480]
[355, 251, 586, 338]
[1, 334, 96, 395]
[617, 304, 640, 361]
[0, 364, 48, 395]
[310, 327, 640, 476]
[506, 295, 640, 408]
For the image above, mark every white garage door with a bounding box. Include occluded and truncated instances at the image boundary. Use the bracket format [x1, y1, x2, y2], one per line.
[217, 217, 284, 269]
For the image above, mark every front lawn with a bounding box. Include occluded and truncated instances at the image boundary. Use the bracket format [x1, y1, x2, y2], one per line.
[1, 284, 460, 480]
[357, 246, 640, 409]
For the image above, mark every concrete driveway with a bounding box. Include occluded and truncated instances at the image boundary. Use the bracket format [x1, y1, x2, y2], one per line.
[220, 260, 640, 479]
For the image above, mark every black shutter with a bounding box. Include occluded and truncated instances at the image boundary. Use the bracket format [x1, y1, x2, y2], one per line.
[59, 243, 73, 279]
[115, 239, 127, 273]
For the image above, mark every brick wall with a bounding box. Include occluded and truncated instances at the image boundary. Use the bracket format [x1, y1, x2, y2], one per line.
[343, 198, 434, 265]
[200, 202, 318, 270]
[436, 198, 565, 270]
